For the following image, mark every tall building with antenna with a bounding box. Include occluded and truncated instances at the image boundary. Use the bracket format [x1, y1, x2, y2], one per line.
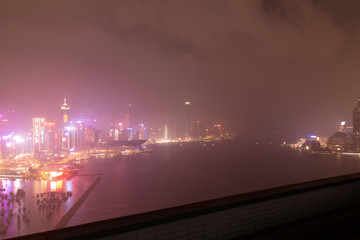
[60, 98, 71, 151]
[184, 101, 192, 140]
[60, 98, 70, 125]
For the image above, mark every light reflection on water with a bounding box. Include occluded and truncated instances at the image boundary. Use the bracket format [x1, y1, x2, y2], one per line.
[50, 181, 57, 192]
[2, 176, 95, 239]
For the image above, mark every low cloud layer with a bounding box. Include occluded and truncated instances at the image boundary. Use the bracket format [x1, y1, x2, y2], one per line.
[0, 0, 359, 139]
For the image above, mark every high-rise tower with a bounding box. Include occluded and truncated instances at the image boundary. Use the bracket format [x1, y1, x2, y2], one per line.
[60, 98, 70, 125]
[184, 101, 192, 140]
[353, 98, 360, 152]
[32, 118, 45, 153]
[44, 122, 55, 153]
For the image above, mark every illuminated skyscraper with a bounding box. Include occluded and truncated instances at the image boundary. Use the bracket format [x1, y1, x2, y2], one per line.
[62, 126, 77, 151]
[60, 98, 70, 125]
[136, 124, 146, 140]
[164, 124, 168, 140]
[123, 114, 130, 129]
[126, 128, 134, 140]
[25, 133, 33, 154]
[213, 124, 223, 138]
[184, 101, 192, 140]
[353, 98, 360, 152]
[84, 126, 96, 147]
[76, 121, 85, 148]
[122, 103, 133, 129]
[0, 117, 9, 136]
[44, 122, 56, 153]
[33, 118, 45, 153]
[194, 120, 206, 139]
[115, 123, 127, 141]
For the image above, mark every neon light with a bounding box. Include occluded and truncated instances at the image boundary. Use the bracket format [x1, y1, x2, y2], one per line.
[2, 135, 11, 140]
[13, 136, 24, 143]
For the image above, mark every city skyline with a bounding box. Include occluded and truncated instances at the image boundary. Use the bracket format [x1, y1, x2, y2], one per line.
[1, 1, 360, 140]
[0, 98, 226, 138]
[1, 1, 360, 238]
[0, 98, 228, 160]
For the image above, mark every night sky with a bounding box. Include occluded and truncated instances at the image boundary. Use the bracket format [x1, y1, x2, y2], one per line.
[1, 0, 360, 140]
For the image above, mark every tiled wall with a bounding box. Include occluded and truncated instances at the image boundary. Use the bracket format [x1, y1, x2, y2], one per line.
[99, 181, 360, 240]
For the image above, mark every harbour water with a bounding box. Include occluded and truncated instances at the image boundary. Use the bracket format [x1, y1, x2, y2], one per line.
[7, 140, 360, 238]
[67, 141, 360, 227]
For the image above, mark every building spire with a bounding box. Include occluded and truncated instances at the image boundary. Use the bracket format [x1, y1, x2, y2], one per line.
[61, 98, 70, 111]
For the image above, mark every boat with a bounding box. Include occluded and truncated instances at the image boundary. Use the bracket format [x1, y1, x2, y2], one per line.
[342, 152, 360, 156]
[141, 148, 152, 153]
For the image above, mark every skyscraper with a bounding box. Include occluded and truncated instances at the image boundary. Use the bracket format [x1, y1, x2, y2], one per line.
[193, 120, 206, 139]
[32, 118, 45, 153]
[184, 101, 192, 140]
[136, 124, 146, 140]
[60, 98, 70, 125]
[84, 126, 96, 147]
[76, 121, 85, 148]
[62, 126, 77, 151]
[0, 117, 9, 136]
[44, 122, 55, 153]
[353, 98, 360, 152]
[214, 124, 223, 138]
[164, 124, 168, 140]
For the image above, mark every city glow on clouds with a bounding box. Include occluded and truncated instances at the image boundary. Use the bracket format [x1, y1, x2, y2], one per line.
[0, 1, 360, 139]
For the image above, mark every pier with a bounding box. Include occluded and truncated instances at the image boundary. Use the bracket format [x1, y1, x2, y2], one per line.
[54, 177, 101, 229]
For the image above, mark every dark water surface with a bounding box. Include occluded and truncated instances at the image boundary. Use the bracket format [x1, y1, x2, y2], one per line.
[66, 141, 360, 228]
